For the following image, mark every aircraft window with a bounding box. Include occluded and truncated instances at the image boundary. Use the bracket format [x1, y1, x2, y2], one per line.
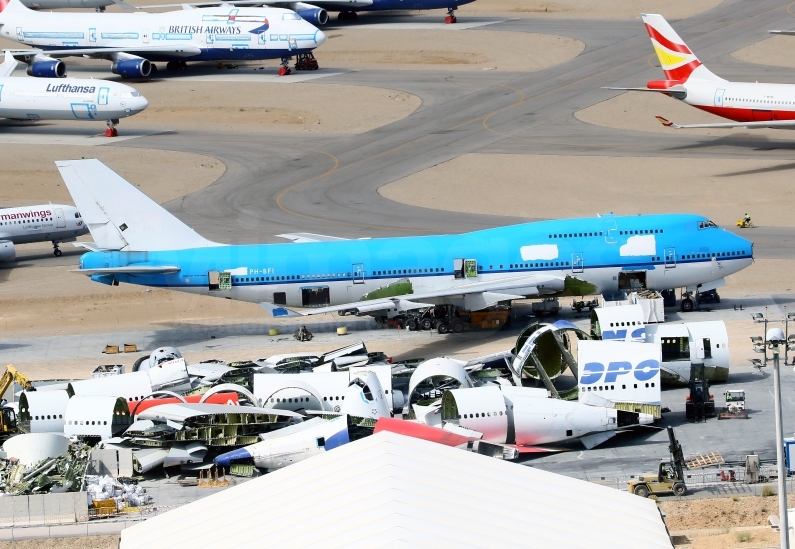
[104, 421, 107, 425]
[441, 268, 444, 272]
[645, 383, 649, 388]
[622, 385, 626, 389]
[611, 385, 614, 390]
[59, 415, 62, 419]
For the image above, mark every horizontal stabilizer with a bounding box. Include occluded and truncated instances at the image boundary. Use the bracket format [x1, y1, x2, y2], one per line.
[276, 233, 348, 243]
[656, 115, 795, 130]
[603, 86, 687, 100]
[258, 302, 303, 318]
[0, 52, 18, 78]
[57, 159, 217, 252]
[579, 431, 616, 450]
[72, 266, 181, 275]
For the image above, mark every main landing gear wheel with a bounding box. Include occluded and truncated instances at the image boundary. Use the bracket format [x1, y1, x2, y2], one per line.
[52, 243, 62, 257]
[338, 10, 358, 20]
[445, 6, 457, 23]
[278, 57, 292, 76]
[681, 298, 694, 312]
[104, 119, 119, 137]
[166, 61, 187, 71]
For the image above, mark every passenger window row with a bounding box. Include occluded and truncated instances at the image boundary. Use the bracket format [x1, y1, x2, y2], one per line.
[584, 382, 655, 391]
[0, 218, 53, 225]
[619, 229, 663, 235]
[67, 420, 108, 425]
[458, 411, 503, 419]
[682, 251, 746, 259]
[32, 414, 63, 420]
[508, 261, 570, 269]
[549, 232, 604, 238]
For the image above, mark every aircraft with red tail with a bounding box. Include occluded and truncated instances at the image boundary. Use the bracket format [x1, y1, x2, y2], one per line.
[607, 14, 795, 130]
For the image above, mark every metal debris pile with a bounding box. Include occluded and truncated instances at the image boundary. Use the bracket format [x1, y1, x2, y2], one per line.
[85, 475, 151, 509]
[0, 442, 90, 495]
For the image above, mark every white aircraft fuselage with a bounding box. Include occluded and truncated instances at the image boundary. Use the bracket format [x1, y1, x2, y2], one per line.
[0, 203, 88, 261]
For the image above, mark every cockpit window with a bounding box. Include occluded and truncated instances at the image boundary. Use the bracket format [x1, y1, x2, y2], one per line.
[698, 221, 718, 229]
[282, 13, 301, 20]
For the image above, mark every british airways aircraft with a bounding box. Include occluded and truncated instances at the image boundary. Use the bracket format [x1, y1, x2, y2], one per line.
[0, 0, 326, 77]
[0, 53, 147, 134]
[58, 159, 753, 319]
[0, 203, 88, 262]
[607, 14, 795, 130]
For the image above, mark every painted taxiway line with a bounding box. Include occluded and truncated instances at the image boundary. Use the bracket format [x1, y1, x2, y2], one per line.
[0, 129, 167, 146]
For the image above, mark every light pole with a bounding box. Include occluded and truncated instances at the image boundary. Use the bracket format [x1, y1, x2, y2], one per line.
[753, 309, 794, 549]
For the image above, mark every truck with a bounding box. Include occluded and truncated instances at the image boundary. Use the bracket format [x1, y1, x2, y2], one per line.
[628, 426, 688, 498]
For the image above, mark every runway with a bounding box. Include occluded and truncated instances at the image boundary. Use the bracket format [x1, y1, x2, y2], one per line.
[100, 0, 795, 261]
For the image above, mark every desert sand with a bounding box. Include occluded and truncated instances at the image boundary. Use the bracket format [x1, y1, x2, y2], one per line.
[458, 0, 724, 19]
[733, 34, 795, 69]
[576, 90, 794, 139]
[379, 153, 795, 228]
[0, 147, 223, 208]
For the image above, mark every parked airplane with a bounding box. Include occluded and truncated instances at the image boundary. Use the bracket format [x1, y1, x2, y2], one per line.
[606, 14, 795, 130]
[0, 0, 326, 77]
[0, 54, 147, 135]
[0, 203, 88, 262]
[57, 159, 753, 319]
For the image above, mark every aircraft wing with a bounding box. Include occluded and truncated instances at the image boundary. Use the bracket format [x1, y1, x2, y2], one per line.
[259, 272, 561, 317]
[276, 233, 348, 243]
[602, 86, 687, 100]
[7, 45, 201, 60]
[770, 30, 795, 35]
[71, 265, 181, 275]
[655, 115, 795, 130]
[0, 52, 18, 77]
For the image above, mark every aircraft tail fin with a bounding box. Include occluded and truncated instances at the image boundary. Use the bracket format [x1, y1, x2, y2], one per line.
[56, 159, 217, 252]
[0, 0, 29, 14]
[641, 14, 721, 83]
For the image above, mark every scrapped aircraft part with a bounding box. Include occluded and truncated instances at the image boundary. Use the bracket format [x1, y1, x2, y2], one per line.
[441, 385, 508, 444]
[551, 276, 599, 298]
[257, 381, 326, 413]
[144, 347, 183, 370]
[18, 389, 69, 434]
[3, 433, 69, 466]
[406, 358, 475, 417]
[164, 442, 207, 468]
[131, 391, 187, 417]
[511, 320, 590, 386]
[65, 396, 132, 441]
[590, 305, 646, 341]
[343, 372, 390, 420]
[374, 417, 477, 448]
[412, 402, 442, 427]
[132, 447, 168, 473]
[579, 431, 616, 450]
[67, 372, 152, 402]
[360, 279, 413, 302]
[130, 393, 239, 417]
[199, 384, 256, 407]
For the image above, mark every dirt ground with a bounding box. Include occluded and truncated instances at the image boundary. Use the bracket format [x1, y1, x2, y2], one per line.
[575, 91, 794, 140]
[733, 35, 795, 69]
[457, 0, 724, 19]
[379, 153, 795, 228]
[0, 536, 118, 549]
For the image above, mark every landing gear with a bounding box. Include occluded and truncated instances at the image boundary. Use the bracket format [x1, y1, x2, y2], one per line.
[278, 57, 292, 76]
[104, 119, 119, 138]
[166, 61, 187, 71]
[444, 6, 457, 24]
[52, 242, 62, 257]
[338, 10, 358, 20]
[95, 5, 105, 11]
[295, 53, 319, 71]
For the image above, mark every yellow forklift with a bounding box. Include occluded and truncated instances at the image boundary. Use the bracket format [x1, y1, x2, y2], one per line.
[0, 365, 35, 439]
[628, 427, 688, 498]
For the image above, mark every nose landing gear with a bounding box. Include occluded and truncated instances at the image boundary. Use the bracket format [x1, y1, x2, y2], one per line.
[52, 242, 62, 257]
[104, 119, 119, 138]
[278, 57, 292, 76]
[445, 6, 457, 23]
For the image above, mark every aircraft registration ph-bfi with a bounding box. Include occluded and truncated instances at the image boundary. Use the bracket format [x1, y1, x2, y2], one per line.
[0, 203, 88, 262]
[0, 53, 147, 134]
[606, 14, 795, 130]
[0, 0, 326, 77]
[58, 159, 754, 318]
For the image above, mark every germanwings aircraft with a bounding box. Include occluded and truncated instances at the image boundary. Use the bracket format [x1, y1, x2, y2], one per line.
[0, 203, 88, 262]
[607, 14, 795, 130]
[58, 159, 753, 318]
[0, 0, 326, 77]
[0, 54, 147, 135]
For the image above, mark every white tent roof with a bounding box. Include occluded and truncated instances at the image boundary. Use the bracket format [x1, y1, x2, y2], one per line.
[120, 432, 671, 549]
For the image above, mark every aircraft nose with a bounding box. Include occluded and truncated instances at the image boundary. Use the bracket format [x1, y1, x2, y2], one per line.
[134, 95, 149, 114]
[315, 29, 327, 46]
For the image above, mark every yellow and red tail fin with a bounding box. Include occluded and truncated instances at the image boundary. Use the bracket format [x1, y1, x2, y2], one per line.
[642, 14, 720, 83]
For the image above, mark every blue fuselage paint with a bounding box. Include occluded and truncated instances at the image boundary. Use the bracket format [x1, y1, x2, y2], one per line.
[79, 214, 753, 309]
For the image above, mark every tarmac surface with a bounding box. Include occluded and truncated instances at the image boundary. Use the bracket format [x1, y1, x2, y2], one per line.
[7, 0, 795, 487]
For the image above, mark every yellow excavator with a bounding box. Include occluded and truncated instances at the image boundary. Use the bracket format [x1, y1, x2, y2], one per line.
[0, 365, 35, 439]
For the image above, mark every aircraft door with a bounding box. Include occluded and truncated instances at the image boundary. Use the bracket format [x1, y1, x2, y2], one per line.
[98, 87, 109, 106]
[603, 218, 617, 244]
[16, 28, 22, 42]
[352, 263, 365, 284]
[288, 36, 297, 51]
[714, 89, 725, 107]
[571, 252, 584, 274]
[143, 29, 149, 43]
[55, 208, 66, 228]
[664, 247, 676, 269]
[89, 27, 96, 43]
[0, 85, 3, 102]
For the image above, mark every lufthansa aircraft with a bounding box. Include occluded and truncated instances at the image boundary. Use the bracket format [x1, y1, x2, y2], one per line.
[58, 159, 754, 319]
[0, 203, 88, 262]
[0, 54, 147, 134]
[607, 14, 795, 130]
[0, 0, 326, 76]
